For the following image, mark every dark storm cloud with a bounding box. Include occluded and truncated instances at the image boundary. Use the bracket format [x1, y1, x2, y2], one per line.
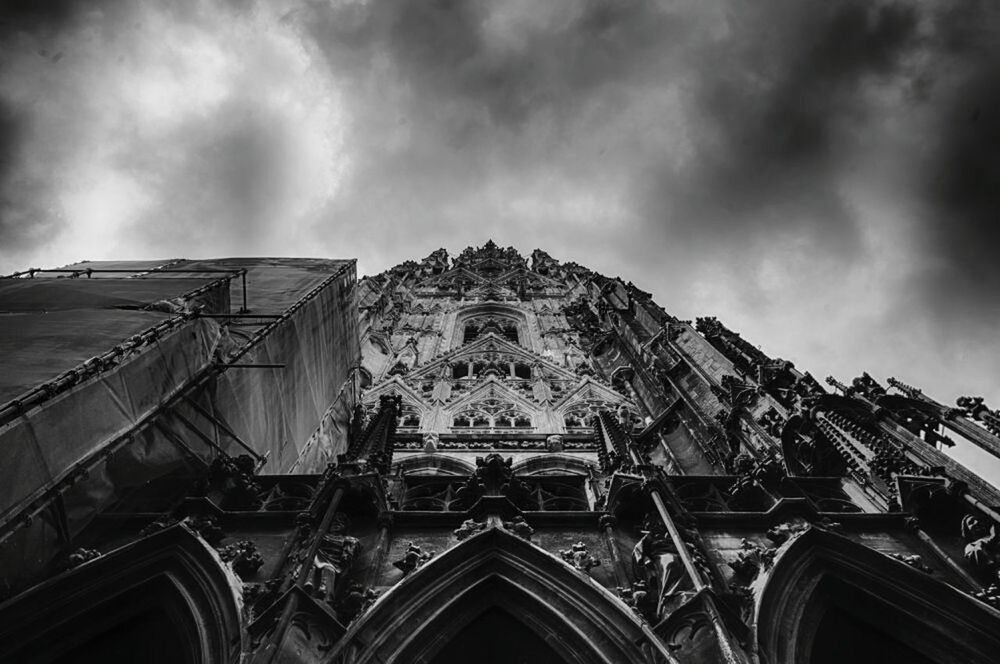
[302, 0, 683, 128]
[0, 0, 998, 409]
[651, 1, 923, 254]
[0, 98, 35, 250]
[0, 0, 84, 32]
[295, 0, 931, 263]
[917, 2, 1000, 319]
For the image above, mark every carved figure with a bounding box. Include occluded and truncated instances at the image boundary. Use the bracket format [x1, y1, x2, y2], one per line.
[337, 582, 380, 623]
[311, 530, 360, 600]
[218, 540, 264, 580]
[728, 539, 776, 581]
[65, 548, 101, 570]
[503, 515, 534, 540]
[962, 514, 1000, 571]
[454, 518, 487, 541]
[632, 526, 685, 615]
[766, 521, 809, 546]
[393, 542, 434, 575]
[561, 541, 601, 574]
[618, 580, 655, 621]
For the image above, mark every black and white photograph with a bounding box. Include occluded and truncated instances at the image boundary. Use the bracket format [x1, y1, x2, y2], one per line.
[0, 1, 999, 662]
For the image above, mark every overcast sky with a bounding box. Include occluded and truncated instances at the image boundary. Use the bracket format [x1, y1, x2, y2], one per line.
[1, 1, 999, 477]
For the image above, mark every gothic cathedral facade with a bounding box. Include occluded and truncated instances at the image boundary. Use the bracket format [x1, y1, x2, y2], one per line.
[2, 243, 1000, 662]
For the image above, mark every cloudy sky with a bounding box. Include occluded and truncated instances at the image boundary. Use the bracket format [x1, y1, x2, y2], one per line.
[1, 1, 999, 475]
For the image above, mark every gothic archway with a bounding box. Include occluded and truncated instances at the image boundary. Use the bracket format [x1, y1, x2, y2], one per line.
[0, 525, 243, 663]
[394, 454, 477, 476]
[512, 454, 594, 476]
[330, 527, 656, 663]
[755, 528, 1000, 664]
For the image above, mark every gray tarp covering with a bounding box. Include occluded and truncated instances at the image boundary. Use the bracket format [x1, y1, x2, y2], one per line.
[0, 278, 216, 312]
[0, 310, 177, 404]
[0, 317, 221, 519]
[0, 272, 231, 403]
[0, 258, 359, 586]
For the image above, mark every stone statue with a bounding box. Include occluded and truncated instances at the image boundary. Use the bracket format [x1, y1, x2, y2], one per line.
[632, 526, 685, 616]
[561, 541, 601, 573]
[454, 518, 487, 541]
[393, 542, 434, 575]
[962, 514, 1000, 572]
[503, 515, 534, 540]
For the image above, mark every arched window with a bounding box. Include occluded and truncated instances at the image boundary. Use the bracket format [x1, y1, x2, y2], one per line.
[398, 405, 421, 430]
[452, 400, 532, 430]
[0, 526, 242, 664]
[756, 528, 1000, 664]
[453, 410, 491, 428]
[494, 409, 532, 429]
[563, 400, 612, 431]
[462, 315, 520, 346]
[327, 528, 653, 663]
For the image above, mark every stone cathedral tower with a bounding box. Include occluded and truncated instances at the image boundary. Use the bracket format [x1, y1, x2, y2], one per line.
[1, 243, 1000, 663]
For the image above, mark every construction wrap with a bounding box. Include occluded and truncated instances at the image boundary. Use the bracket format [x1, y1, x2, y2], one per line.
[0, 317, 221, 521]
[0, 276, 230, 404]
[0, 259, 358, 587]
[206, 259, 360, 472]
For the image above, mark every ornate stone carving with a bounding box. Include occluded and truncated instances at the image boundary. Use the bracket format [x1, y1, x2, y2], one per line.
[218, 540, 264, 580]
[617, 581, 656, 621]
[183, 514, 226, 546]
[757, 407, 785, 438]
[957, 396, 1000, 436]
[962, 514, 1000, 572]
[766, 521, 809, 546]
[726, 452, 785, 509]
[728, 539, 776, 582]
[310, 513, 359, 596]
[243, 579, 282, 620]
[454, 518, 487, 541]
[848, 372, 887, 400]
[65, 548, 101, 570]
[972, 583, 1000, 610]
[336, 582, 380, 624]
[422, 433, 439, 453]
[502, 515, 534, 540]
[561, 541, 601, 574]
[207, 453, 264, 510]
[546, 434, 564, 453]
[393, 542, 434, 575]
[632, 523, 685, 615]
[889, 553, 934, 574]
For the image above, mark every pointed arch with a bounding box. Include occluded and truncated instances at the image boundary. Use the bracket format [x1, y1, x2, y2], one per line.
[512, 454, 595, 476]
[756, 528, 1000, 664]
[332, 527, 655, 663]
[393, 454, 477, 476]
[0, 525, 243, 663]
[409, 330, 577, 382]
[554, 377, 636, 413]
